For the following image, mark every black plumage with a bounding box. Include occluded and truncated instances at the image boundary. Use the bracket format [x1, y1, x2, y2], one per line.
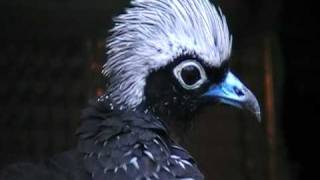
[1, 97, 203, 180]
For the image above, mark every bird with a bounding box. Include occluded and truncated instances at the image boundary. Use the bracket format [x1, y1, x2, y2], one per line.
[0, 0, 260, 179]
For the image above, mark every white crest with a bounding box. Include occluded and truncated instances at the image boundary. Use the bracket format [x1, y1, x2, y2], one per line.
[103, 0, 232, 108]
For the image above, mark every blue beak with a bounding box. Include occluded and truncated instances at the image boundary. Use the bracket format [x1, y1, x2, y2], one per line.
[202, 72, 261, 122]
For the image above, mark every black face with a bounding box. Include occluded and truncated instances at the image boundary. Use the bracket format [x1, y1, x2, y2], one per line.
[144, 55, 229, 122]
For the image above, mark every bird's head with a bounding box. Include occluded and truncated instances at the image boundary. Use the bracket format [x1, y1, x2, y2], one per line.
[102, 0, 260, 124]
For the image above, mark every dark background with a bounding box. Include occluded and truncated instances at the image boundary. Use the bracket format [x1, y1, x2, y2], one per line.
[0, 0, 315, 179]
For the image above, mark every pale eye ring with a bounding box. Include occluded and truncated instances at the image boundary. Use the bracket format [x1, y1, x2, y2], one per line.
[173, 60, 208, 90]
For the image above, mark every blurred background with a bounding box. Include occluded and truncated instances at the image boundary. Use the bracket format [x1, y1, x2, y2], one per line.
[0, 0, 316, 179]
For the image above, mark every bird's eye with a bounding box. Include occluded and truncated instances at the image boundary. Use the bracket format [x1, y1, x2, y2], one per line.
[173, 60, 207, 90]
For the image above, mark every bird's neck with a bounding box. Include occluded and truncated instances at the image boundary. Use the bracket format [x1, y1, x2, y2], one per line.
[77, 94, 190, 146]
[76, 96, 172, 145]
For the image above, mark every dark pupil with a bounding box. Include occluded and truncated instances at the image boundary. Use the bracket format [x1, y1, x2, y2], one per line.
[181, 65, 201, 85]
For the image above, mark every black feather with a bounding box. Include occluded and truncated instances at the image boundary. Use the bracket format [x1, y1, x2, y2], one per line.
[1, 97, 204, 180]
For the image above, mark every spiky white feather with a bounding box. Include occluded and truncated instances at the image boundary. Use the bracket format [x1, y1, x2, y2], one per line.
[103, 0, 232, 108]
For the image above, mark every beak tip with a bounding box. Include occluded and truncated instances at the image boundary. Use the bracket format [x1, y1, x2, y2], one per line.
[255, 111, 261, 123]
